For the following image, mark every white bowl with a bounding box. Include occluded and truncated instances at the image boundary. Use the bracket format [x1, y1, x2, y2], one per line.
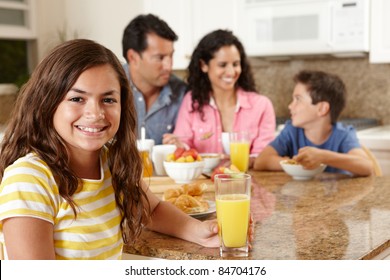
[280, 160, 326, 180]
[200, 153, 221, 172]
[163, 160, 205, 184]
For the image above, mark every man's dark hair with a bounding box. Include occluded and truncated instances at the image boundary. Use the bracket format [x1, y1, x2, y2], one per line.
[122, 13, 178, 61]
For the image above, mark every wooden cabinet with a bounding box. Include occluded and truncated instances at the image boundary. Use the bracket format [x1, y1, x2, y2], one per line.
[143, 0, 239, 69]
[369, 0, 390, 63]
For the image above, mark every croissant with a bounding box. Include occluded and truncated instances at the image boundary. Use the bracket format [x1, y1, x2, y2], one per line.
[163, 188, 183, 201]
[182, 182, 208, 196]
[174, 194, 208, 214]
[163, 183, 209, 214]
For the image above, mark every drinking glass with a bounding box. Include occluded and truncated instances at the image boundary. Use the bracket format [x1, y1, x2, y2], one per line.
[137, 139, 155, 159]
[229, 131, 250, 172]
[137, 137, 154, 177]
[140, 149, 153, 177]
[215, 173, 251, 257]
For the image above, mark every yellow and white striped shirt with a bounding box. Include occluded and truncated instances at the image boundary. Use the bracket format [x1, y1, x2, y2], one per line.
[0, 149, 123, 259]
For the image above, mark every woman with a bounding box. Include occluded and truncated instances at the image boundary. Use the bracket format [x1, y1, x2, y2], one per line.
[163, 30, 276, 167]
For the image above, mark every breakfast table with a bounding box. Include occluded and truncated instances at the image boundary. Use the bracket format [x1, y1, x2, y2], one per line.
[123, 171, 390, 260]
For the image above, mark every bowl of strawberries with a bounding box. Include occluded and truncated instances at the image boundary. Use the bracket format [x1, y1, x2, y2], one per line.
[164, 147, 205, 184]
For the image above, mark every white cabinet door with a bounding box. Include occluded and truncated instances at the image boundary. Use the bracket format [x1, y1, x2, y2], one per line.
[143, 0, 193, 69]
[0, 0, 36, 39]
[192, 0, 239, 47]
[369, 0, 390, 63]
[143, 0, 239, 69]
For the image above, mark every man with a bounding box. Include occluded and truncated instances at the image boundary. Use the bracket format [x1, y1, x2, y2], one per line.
[122, 14, 187, 144]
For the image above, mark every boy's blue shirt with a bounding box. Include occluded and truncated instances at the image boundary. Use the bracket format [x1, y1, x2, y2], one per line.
[271, 120, 360, 174]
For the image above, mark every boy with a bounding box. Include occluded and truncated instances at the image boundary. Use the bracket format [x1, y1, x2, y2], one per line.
[254, 70, 373, 176]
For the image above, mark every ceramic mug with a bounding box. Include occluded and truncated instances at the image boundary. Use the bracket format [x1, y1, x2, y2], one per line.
[152, 144, 177, 176]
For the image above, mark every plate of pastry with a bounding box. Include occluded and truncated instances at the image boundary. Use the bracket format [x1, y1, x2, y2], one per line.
[189, 201, 216, 218]
[162, 182, 216, 218]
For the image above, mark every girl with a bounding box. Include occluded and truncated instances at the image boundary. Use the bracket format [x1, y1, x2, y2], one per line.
[0, 39, 219, 260]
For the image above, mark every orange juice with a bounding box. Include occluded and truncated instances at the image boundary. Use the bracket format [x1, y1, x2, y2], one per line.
[230, 142, 250, 172]
[140, 150, 153, 177]
[216, 194, 250, 247]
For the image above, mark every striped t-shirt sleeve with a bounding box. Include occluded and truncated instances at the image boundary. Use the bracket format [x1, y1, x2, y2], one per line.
[0, 155, 59, 224]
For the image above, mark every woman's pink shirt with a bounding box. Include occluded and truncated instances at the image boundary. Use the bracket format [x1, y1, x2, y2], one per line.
[173, 88, 276, 156]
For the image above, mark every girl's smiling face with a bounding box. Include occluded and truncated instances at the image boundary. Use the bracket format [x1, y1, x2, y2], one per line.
[53, 64, 121, 157]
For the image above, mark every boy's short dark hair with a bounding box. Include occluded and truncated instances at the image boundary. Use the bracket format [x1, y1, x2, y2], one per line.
[122, 13, 178, 61]
[294, 70, 346, 124]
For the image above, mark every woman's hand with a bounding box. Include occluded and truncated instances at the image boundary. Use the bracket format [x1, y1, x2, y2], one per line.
[162, 133, 185, 148]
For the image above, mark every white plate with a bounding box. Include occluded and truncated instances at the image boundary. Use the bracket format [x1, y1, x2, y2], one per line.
[189, 201, 216, 218]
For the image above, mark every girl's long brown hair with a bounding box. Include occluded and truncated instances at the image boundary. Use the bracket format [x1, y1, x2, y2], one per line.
[0, 39, 149, 243]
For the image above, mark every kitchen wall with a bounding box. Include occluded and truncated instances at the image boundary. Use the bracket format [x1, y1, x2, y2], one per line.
[176, 55, 390, 125]
[250, 56, 390, 124]
[2, 55, 390, 125]
[35, 0, 142, 62]
[2, 0, 390, 126]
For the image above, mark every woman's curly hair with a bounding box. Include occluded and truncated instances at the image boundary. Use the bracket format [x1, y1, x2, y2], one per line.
[187, 29, 256, 120]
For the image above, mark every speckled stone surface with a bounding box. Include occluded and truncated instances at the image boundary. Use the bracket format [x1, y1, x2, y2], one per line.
[123, 172, 390, 260]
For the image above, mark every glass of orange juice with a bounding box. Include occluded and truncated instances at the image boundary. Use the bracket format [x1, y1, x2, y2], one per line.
[215, 173, 251, 257]
[229, 131, 250, 172]
[140, 149, 153, 177]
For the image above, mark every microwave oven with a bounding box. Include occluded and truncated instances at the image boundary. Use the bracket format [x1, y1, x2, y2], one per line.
[237, 0, 370, 57]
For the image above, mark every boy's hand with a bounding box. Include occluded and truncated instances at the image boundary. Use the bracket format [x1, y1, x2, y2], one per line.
[294, 147, 324, 169]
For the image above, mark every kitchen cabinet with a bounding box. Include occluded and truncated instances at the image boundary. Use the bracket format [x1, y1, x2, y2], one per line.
[369, 0, 390, 63]
[0, 0, 36, 39]
[143, 0, 239, 69]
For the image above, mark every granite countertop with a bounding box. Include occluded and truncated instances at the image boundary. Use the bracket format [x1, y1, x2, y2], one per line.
[123, 172, 390, 260]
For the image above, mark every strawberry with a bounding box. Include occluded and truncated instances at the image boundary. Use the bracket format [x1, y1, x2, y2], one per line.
[211, 166, 226, 182]
[181, 148, 199, 161]
[173, 147, 185, 160]
[211, 164, 242, 181]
